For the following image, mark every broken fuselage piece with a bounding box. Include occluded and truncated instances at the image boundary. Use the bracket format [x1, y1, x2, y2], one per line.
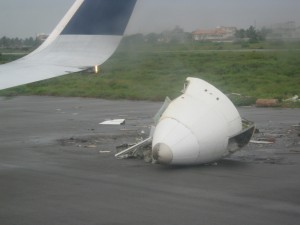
[152, 77, 255, 165]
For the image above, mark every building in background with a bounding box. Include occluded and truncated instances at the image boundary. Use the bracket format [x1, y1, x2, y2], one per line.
[36, 33, 49, 42]
[192, 26, 236, 42]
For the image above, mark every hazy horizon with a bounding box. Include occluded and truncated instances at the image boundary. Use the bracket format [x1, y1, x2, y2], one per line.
[0, 0, 300, 38]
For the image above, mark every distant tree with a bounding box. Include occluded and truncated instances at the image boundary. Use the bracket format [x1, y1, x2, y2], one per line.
[0, 36, 10, 47]
[12, 37, 22, 48]
[123, 33, 145, 44]
[24, 37, 36, 46]
[169, 26, 190, 43]
[235, 29, 246, 39]
[145, 33, 160, 44]
[259, 27, 272, 41]
[246, 26, 258, 42]
[235, 26, 268, 43]
[0, 36, 41, 49]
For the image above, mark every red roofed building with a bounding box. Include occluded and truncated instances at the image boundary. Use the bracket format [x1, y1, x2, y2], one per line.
[192, 26, 236, 41]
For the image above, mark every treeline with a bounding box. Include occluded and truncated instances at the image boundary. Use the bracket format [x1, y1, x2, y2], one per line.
[123, 26, 273, 46]
[122, 26, 193, 45]
[0, 36, 41, 50]
[234, 26, 271, 43]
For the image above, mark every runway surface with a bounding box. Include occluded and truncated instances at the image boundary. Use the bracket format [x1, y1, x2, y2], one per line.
[1, 96, 299, 225]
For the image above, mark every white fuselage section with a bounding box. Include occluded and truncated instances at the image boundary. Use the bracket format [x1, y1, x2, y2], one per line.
[152, 77, 242, 165]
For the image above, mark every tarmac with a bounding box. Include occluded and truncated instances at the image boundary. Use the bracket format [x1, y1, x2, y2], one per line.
[0, 96, 299, 225]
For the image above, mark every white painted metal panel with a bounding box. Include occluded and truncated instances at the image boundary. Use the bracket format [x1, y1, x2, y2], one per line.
[0, 0, 137, 90]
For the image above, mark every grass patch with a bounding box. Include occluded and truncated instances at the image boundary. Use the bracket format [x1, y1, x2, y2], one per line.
[1, 41, 300, 106]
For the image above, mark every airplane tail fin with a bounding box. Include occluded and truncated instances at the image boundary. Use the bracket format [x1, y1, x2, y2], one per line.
[0, 0, 138, 90]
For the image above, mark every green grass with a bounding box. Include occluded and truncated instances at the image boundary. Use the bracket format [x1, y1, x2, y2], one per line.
[1, 41, 300, 106]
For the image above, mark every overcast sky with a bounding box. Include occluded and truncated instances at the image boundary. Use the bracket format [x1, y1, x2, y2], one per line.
[0, 0, 300, 38]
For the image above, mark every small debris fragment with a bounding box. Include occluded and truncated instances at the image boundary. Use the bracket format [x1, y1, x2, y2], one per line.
[86, 145, 97, 148]
[250, 140, 274, 144]
[99, 151, 111, 153]
[143, 150, 153, 163]
[292, 124, 300, 134]
[100, 119, 125, 125]
[259, 137, 276, 143]
[116, 143, 134, 150]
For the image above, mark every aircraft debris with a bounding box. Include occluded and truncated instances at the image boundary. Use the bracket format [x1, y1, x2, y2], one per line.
[85, 145, 97, 148]
[292, 124, 300, 135]
[250, 137, 276, 144]
[115, 126, 155, 162]
[151, 77, 255, 165]
[116, 143, 134, 150]
[99, 151, 111, 154]
[115, 136, 153, 160]
[115, 77, 255, 165]
[100, 119, 125, 125]
[250, 140, 275, 144]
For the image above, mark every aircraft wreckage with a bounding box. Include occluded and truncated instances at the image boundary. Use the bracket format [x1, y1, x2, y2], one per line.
[116, 77, 255, 165]
[0, 0, 255, 166]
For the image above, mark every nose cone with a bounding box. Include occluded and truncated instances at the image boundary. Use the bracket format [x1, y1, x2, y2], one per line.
[152, 143, 173, 164]
[152, 118, 200, 165]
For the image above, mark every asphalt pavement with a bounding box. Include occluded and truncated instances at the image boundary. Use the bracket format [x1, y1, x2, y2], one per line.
[0, 96, 299, 225]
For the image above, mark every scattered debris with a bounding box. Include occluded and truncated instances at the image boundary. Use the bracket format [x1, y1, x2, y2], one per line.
[250, 140, 275, 144]
[99, 151, 111, 153]
[57, 132, 139, 154]
[289, 148, 300, 153]
[143, 150, 153, 163]
[100, 119, 125, 125]
[116, 143, 134, 150]
[115, 137, 152, 160]
[252, 156, 285, 165]
[292, 124, 300, 136]
[86, 145, 97, 148]
[260, 137, 276, 143]
[256, 99, 279, 107]
[115, 126, 155, 163]
[283, 95, 299, 102]
[262, 133, 284, 138]
[250, 135, 277, 144]
[231, 121, 300, 165]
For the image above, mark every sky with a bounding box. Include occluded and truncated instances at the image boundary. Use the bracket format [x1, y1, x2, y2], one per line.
[0, 0, 300, 38]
